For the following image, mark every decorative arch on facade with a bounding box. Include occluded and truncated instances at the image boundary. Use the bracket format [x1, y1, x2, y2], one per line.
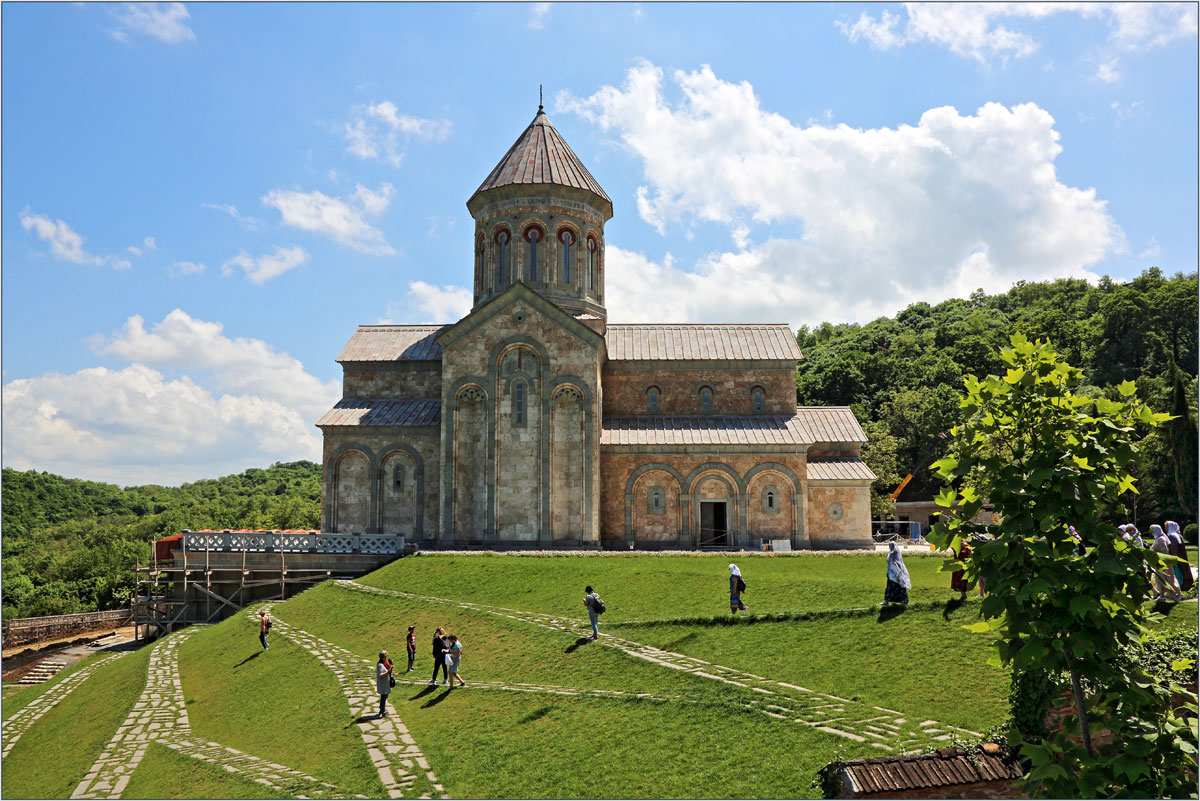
[547, 375, 594, 542]
[328, 444, 376, 534]
[442, 376, 491, 544]
[377, 443, 425, 537]
[743, 462, 804, 543]
[624, 464, 686, 543]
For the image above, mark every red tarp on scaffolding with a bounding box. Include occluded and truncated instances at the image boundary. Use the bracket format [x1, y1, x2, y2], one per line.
[154, 534, 182, 562]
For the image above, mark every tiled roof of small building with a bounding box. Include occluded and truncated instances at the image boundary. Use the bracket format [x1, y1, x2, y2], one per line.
[601, 414, 811, 446]
[604, 324, 802, 361]
[336, 325, 449, 362]
[315, 398, 441, 427]
[795, 406, 867, 443]
[832, 748, 1023, 796]
[471, 108, 610, 202]
[807, 458, 877, 481]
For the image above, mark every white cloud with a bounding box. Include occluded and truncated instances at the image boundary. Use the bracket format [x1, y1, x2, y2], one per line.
[109, 2, 195, 44]
[529, 3, 552, 29]
[145, 236, 157, 250]
[1095, 58, 1121, 83]
[170, 260, 207, 276]
[127, 245, 143, 256]
[203, 203, 260, 231]
[380, 281, 472, 324]
[19, 209, 132, 270]
[561, 63, 1123, 326]
[837, 3, 1195, 65]
[342, 101, 451, 167]
[1111, 99, 1145, 122]
[3, 310, 339, 485]
[220, 246, 309, 284]
[262, 184, 395, 255]
[1138, 236, 1162, 261]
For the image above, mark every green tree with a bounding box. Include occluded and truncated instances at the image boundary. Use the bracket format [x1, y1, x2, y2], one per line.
[1165, 364, 1199, 518]
[928, 334, 1196, 797]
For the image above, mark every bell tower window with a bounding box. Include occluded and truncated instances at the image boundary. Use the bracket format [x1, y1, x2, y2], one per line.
[559, 229, 574, 283]
[496, 230, 510, 286]
[586, 236, 597, 292]
[525, 226, 543, 282]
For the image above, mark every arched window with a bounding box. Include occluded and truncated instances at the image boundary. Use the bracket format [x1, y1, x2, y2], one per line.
[699, 386, 713, 413]
[394, 464, 405, 492]
[762, 486, 780, 514]
[647, 486, 665, 515]
[496, 230, 510, 285]
[559, 229, 574, 283]
[514, 380, 526, 427]
[752, 386, 765, 413]
[525, 226, 543, 282]
[475, 236, 486, 290]
[586, 236, 598, 292]
[647, 386, 660, 413]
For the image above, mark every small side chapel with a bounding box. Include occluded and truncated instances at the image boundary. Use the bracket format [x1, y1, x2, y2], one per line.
[316, 105, 875, 549]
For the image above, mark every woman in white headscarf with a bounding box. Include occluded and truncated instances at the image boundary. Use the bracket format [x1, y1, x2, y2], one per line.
[883, 542, 911, 606]
[728, 564, 747, 613]
[1150, 524, 1182, 601]
[1165, 521, 1194, 592]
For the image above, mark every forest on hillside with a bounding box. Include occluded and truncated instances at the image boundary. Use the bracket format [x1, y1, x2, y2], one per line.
[1, 268, 1196, 620]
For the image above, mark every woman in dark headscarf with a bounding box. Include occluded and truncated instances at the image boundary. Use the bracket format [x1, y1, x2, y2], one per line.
[883, 542, 910, 606]
[1165, 521, 1194, 593]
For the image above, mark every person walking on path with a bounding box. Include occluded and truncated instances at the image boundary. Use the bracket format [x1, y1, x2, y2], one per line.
[429, 626, 449, 686]
[442, 635, 466, 689]
[729, 564, 748, 613]
[584, 586, 602, 640]
[258, 610, 271, 650]
[376, 650, 393, 718]
[883, 542, 911, 606]
[1165, 521, 1194, 592]
[1150, 524, 1183, 602]
[405, 625, 417, 672]
[950, 541, 972, 600]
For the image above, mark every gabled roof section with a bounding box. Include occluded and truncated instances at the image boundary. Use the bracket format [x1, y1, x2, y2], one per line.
[470, 107, 610, 203]
[601, 414, 811, 447]
[831, 747, 1023, 795]
[807, 458, 877, 481]
[436, 282, 604, 352]
[316, 398, 441, 428]
[604, 324, 802, 361]
[336, 325, 449, 363]
[794, 407, 867, 444]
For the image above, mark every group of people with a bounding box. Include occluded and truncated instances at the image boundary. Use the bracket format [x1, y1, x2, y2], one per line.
[1121, 521, 1194, 601]
[373, 625, 466, 718]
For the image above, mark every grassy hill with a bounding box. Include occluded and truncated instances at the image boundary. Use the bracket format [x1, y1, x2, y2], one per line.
[3, 552, 1194, 799]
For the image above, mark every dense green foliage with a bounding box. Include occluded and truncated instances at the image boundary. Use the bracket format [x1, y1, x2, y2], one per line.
[795, 269, 1199, 521]
[928, 335, 1197, 798]
[1, 462, 321, 620]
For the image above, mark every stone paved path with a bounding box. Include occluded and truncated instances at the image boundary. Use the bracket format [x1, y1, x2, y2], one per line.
[257, 606, 445, 799]
[2, 652, 131, 759]
[340, 580, 981, 753]
[69, 627, 349, 800]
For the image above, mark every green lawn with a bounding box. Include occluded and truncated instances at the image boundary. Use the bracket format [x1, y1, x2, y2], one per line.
[177, 613, 386, 797]
[121, 742, 290, 800]
[1, 645, 152, 799]
[2, 650, 115, 721]
[363, 551, 961, 622]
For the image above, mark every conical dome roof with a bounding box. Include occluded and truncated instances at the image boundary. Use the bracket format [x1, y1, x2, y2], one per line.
[470, 107, 610, 203]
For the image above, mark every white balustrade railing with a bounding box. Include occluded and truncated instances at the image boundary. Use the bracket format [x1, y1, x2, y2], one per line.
[180, 530, 406, 554]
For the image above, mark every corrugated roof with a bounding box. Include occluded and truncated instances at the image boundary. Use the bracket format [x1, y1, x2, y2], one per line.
[807, 458, 877, 481]
[336, 325, 449, 362]
[471, 108, 610, 202]
[316, 398, 441, 428]
[837, 748, 1023, 794]
[794, 406, 867, 444]
[604, 324, 802, 361]
[601, 414, 810, 446]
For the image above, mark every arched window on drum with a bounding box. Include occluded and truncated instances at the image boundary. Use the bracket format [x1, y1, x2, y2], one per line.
[558, 228, 574, 283]
[524, 225, 544, 282]
[495, 229, 511, 286]
[586, 235, 598, 292]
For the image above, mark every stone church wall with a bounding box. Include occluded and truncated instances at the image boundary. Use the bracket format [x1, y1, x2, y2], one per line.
[806, 483, 873, 549]
[320, 427, 439, 538]
[602, 365, 795, 415]
[342, 363, 442, 398]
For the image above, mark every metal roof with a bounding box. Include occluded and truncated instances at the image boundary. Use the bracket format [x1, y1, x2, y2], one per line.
[315, 398, 441, 427]
[601, 414, 811, 446]
[807, 458, 877, 481]
[471, 108, 610, 202]
[604, 324, 802, 361]
[794, 406, 867, 444]
[835, 748, 1023, 795]
[336, 325, 449, 362]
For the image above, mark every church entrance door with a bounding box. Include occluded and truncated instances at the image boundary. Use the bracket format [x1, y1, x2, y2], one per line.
[699, 501, 728, 548]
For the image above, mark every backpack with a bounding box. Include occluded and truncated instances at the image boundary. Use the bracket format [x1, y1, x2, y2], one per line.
[590, 594, 606, 614]
[736, 576, 746, 594]
[265, 618, 273, 631]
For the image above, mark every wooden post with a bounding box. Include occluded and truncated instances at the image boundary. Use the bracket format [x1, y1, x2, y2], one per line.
[279, 549, 286, 601]
[240, 546, 247, 610]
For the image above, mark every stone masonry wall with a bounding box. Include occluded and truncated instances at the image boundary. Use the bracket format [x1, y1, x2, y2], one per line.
[320, 426, 439, 537]
[602, 366, 795, 415]
[805, 483, 873, 548]
[343, 363, 442, 398]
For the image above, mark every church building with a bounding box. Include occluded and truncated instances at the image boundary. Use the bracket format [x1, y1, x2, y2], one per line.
[316, 105, 875, 550]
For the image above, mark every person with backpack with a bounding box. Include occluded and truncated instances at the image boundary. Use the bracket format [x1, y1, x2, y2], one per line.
[729, 564, 747, 613]
[583, 585, 604, 640]
[258, 610, 272, 650]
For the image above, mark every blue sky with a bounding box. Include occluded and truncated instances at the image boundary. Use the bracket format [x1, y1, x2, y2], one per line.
[3, 2, 1196, 485]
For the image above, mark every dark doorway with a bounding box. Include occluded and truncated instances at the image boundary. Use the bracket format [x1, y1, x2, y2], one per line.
[699, 501, 728, 548]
